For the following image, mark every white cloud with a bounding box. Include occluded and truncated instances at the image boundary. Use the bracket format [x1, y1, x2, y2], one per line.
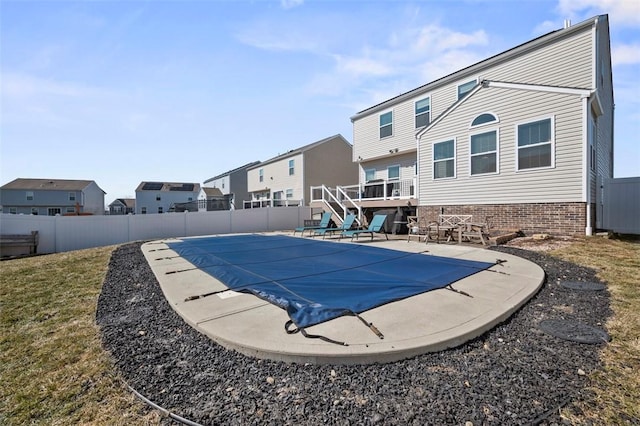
[533, 20, 560, 36]
[612, 43, 640, 66]
[557, 0, 640, 26]
[1, 72, 90, 98]
[308, 23, 489, 105]
[280, 0, 303, 10]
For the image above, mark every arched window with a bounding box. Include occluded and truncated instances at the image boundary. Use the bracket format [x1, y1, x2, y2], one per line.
[471, 113, 498, 127]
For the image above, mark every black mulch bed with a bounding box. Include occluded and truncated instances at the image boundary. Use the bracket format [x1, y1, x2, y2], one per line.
[96, 243, 611, 425]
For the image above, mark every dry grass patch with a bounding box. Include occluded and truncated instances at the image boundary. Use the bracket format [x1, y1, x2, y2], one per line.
[549, 236, 640, 424]
[0, 247, 160, 425]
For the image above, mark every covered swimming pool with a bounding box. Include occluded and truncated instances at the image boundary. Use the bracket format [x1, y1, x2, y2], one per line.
[166, 234, 496, 338]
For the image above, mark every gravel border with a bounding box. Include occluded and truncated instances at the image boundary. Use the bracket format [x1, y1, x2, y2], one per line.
[96, 243, 611, 425]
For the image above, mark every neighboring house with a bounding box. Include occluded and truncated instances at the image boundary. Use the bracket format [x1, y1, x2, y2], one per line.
[203, 161, 260, 209]
[349, 15, 613, 235]
[197, 187, 233, 211]
[245, 134, 358, 208]
[108, 198, 135, 215]
[0, 178, 106, 215]
[135, 182, 200, 214]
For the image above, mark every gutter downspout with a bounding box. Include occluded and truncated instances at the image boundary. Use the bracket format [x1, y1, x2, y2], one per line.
[415, 134, 421, 208]
[583, 95, 593, 236]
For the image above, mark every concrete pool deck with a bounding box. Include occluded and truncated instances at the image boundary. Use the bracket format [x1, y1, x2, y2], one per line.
[142, 233, 545, 365]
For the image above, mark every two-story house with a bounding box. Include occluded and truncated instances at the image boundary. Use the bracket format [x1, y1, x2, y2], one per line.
[203, 161, 260, 210]
[0, 178, 106, 215]
[135, 182, 201, 214]
[197, 187, 233, 211]
[108, 198, 136, 215]
[350, 15, 613, 236]
[245, 134, 358, 209]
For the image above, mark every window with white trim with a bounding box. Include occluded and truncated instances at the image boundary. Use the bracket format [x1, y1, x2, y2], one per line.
[141, 207, 147, 214]
[433, 139, 455, 179]
[31, 208, 38, 215]
[388, 165, 400, 180]
[288, 159, 295, 175]
[259, 168, 264, 182]
[365, 169, 375, 182]
[457, 79, 476, 100]
[379, 111, 392, 138]
[69, 192, 76, 201]
[517, 117, 554, 170]
[66, 207, 76, 213]
[470, 130, 498, 175]
[9, 207, 17, 214]
[471, 113, 498, 127]
[286, 189, 293, 199]
[415, 97, 430, 128]
[48, 208, 61, 216]
[26, 191, 34, 201]
[158, 206, 163, 214]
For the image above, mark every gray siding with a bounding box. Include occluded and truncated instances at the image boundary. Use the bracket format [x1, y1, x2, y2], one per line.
[482, 29, 592, 88]
[419, 87, 585, 205]
[0, 185, 104, 215]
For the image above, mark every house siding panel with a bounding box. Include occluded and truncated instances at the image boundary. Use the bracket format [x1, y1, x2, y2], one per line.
[419, 88, 584, 205]
[483, 30, 592, 88]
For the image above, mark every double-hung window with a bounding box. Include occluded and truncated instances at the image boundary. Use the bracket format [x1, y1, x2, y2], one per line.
[69, 192, 76, 201]
[288, 159, 295, 175]
[415, 97, 430, 128]
[364, 169, 376, 182]
[457, 79, 476, 100]
[388, 165, 400, 180]
[517, 117, 554, 170]
[26, 191, 34, 201]
[470, 130, 498, 175]
[259, 168, 264, 182]
[433, 139, 455, 179]
[379, 111, 393, 138]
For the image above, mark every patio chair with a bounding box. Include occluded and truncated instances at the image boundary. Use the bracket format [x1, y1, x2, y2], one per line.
[312, 214, 357, 239]
[341, 214, 389, 241]
[293, 212, 332, 236]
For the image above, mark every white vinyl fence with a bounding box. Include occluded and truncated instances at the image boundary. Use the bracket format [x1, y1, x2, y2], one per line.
[0, 207, 313, 254]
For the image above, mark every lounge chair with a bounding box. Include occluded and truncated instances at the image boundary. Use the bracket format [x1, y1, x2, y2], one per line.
[312, 214, 357, 239]
[293, 212, 333, 236]
[341, 214, 389, 241]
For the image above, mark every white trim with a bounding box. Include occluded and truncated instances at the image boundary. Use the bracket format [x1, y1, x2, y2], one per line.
[469, 112, 500, 129]
[514, 115, 556, 172]
[416, 83, 483, 139]
[469, 127, 500, 176]
[432, 137, 457, 180]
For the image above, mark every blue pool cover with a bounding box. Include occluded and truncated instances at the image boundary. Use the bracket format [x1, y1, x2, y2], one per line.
[167, 234, 495, 330]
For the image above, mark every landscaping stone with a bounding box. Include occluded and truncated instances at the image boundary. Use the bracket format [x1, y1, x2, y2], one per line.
[96, 243, 611, 425]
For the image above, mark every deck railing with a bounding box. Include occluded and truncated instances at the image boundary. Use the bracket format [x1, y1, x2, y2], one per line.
[242, 199, 302, 209]
[310, 178, 416, 204]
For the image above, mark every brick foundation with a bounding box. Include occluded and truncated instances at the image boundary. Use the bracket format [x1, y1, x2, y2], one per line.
[417, 202, 588, 236]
